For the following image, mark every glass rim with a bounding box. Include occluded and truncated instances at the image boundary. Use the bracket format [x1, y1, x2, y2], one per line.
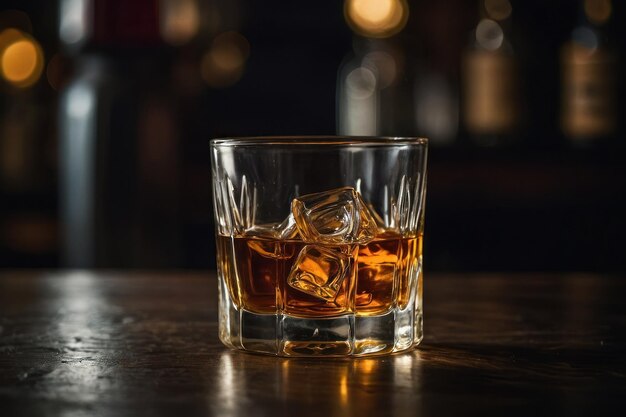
[210, 136, 428, 147]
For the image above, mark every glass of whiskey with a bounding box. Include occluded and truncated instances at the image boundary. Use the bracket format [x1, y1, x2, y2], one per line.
[211, 136, 428, 356]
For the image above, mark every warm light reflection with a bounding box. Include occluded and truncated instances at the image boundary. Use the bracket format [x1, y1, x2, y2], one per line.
[584, 0, 612, 25]
[280, 359, 353, 412]
[0, 32, 44, 88]
[484, 0, 512, 21]
[159, 0, 200, 46]
[339, 373, 349, 405]
[358, 358, 377, 375]
[345, 0, 408, 38]
[201, 31, 250, 88]
[475, 18, 504, 51]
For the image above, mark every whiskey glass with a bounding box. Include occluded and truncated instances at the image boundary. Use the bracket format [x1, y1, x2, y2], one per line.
[211, 136, 428, 356]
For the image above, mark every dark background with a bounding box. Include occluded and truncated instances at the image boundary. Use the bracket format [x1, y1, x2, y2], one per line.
[0, 0, 625, 272]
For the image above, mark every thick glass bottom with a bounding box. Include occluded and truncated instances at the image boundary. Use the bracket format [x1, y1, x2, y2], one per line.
[218, 276, 423, 357]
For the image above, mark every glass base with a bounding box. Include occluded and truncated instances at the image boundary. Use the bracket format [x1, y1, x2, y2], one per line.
[219, 278, 423, 357]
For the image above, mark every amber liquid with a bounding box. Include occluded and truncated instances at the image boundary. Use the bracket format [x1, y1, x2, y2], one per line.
[217, 231, 422, 318]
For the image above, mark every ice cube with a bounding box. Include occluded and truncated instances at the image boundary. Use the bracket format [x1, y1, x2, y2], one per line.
[291, 187, 377, 245]
[287, 245, 351, 301]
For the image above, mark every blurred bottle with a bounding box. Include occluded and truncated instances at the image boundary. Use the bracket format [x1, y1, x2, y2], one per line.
[58, 0, 182, 267]
[413, 70, 459, 146]
[337, 49, 379, 136]
[338, 0, 414, 137]
[462, 0, 521, 146]
[560, 0, 616, 144]
[338, 38, 411, 136]
[412, 0, 471, 147]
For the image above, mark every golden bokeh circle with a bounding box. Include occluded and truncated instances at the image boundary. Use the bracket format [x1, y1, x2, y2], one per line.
[0, 30, 44, 88]
[344, 0, 409, 39]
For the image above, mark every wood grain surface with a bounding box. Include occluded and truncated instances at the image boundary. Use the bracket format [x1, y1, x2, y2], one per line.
[0, 271, 625, 416]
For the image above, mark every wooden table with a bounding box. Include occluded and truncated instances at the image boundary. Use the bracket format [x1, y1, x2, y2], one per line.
[0, 272, 625, 416]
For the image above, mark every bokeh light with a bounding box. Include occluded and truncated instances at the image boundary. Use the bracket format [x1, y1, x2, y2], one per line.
[201, 31, 249, 88]
[340, 65, 378, 135]
[484, 0, 512, 21]
[59, 0, 91, 46]
[159, 0, 200, 46]
[344, 0, 409, 39]
[362, 51, 397, 89]
[584, 0, 612, 25]
[346, 66, 377, 100]
[475, 19, 504, 51]
[0, 30, 44, 88]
